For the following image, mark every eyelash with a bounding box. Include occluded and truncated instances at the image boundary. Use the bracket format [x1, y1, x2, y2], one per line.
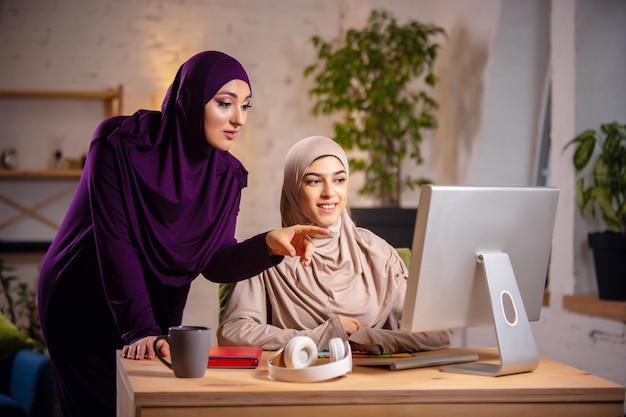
[216, 100, 252, 111]
[305, 178, 346, 185]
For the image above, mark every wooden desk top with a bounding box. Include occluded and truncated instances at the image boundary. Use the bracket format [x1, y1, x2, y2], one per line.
[117, 347, 624, 413]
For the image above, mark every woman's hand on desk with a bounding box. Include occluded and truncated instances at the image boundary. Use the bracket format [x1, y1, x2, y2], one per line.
[339, 315, 362, 335]
[122, 336, 169, 360]
[266, 225, 329, 266]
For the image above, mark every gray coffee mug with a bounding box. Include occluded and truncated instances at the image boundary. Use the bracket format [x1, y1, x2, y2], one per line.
[153, 325, 210, 378]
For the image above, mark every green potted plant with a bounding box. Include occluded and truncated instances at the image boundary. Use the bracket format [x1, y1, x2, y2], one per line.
[564, 121, 626, 301]
[303, 9, 445, 247]
[0, 259, 45, 352]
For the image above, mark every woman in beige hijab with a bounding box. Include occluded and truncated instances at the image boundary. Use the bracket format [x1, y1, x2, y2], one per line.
[217, 136, 450, 353]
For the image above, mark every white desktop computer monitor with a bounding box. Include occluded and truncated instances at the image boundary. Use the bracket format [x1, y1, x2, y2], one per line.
[401, 185, 559, 376]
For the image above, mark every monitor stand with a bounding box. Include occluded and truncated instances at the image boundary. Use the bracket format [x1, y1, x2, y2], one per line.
[441, 252, 540, 377]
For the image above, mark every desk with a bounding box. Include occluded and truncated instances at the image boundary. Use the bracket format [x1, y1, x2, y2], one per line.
[117, 348, 624, 417]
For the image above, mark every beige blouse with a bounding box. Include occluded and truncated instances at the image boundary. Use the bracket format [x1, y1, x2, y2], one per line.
[217, 223, 451, 353]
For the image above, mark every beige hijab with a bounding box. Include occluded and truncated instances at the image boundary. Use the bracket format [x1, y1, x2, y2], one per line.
[270, 136, 404, 332]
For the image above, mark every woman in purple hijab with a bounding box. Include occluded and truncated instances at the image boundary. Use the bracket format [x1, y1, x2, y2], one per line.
[38, 51, 326, 417]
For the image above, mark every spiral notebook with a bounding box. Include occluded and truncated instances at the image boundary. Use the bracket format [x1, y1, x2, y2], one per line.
[207, 346, 263, 369]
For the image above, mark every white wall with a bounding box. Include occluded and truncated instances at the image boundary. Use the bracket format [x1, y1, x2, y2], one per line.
[544, 0, 626, 403]
[573, 0, 626, 294]
[0, 0, 624, 409]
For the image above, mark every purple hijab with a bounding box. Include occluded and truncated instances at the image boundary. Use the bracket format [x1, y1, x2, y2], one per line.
[100, 51, 251, 286]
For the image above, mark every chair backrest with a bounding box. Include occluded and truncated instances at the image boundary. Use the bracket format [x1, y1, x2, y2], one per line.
[9, 349, 56, 417]
[396, 247, 411, 268]
[218, 282, 235, 322]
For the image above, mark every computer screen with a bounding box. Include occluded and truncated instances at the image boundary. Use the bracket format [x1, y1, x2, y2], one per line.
[401, 185, 559, 376]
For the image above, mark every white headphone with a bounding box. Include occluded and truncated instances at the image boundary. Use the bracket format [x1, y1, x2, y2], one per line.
[268, 336, 352, 382]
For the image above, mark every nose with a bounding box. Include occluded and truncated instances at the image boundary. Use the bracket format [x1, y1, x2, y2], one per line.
[231, 106, 246, 127]
[321, 180, 336, 197]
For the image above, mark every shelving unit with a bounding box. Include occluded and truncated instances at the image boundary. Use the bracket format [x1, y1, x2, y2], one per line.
[0, 85, 123, 178]
[0, 169, 83, 179]
[563, 294, 626, 322]
[0, 86, 123, 248]
[0, 85, 123, 118]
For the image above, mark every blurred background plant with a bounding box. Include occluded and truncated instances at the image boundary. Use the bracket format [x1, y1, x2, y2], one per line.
[304, 9, 446, 207]
[565, 121, 626, 234]
[0, 259, 45, 352]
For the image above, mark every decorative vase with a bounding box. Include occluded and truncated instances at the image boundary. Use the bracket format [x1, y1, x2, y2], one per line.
[349, 207, 417, 249]
[588, 231, 626, 301]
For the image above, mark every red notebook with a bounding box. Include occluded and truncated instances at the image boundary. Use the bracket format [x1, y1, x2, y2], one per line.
[207, 346, 263, 369]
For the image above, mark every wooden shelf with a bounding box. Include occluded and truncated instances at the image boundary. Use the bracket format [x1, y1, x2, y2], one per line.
[0, 85, 123, 117]
[0, 241, 51, 253]
[563, 294, 626, 322]
[0, 169, 82, 179]
[0, 87, 121, 100]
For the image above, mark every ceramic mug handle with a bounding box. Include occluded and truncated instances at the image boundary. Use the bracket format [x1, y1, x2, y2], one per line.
[153, 335, 172, 369]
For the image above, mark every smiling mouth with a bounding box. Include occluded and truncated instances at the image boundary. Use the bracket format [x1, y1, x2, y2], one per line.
[318, 204, 337, 212]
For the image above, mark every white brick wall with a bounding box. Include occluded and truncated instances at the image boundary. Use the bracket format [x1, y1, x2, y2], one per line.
[1, 1, 624, 410]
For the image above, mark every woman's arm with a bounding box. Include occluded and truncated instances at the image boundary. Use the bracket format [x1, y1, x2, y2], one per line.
[348, 327, 452, 355]
[348, 247, 452, 354]
[217, 276, 344, 351]
[202, 234, 282, 283]
[204, 225, 330, 283]
[88, 139, 161, 343]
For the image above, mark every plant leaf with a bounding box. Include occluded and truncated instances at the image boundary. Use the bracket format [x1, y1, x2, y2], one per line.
[572, 134, 596, 171]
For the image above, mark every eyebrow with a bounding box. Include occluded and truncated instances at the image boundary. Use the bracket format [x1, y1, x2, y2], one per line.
[215, 90, 252, 100]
